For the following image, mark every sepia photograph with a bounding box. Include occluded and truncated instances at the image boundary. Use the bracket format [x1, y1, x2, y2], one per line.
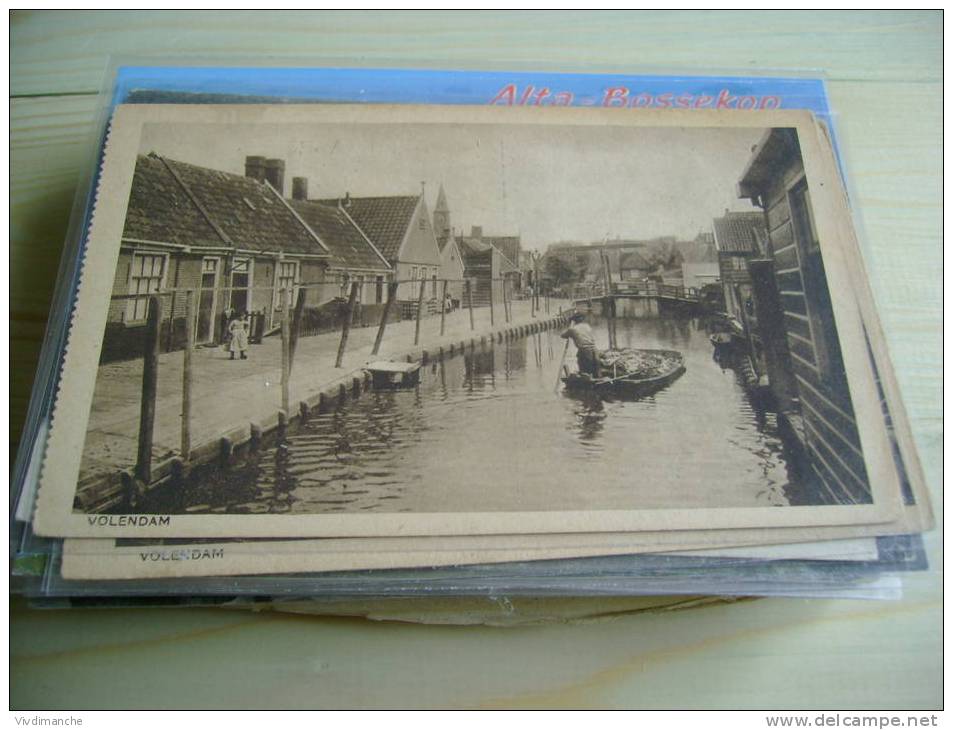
[33, 104, 904, 538]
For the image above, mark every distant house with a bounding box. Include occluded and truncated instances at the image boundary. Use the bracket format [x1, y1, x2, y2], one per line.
[712, 211, 767, 324]
[455, 226, 521, 306]
[317, 193, 443, 302]
[287, 194, 392, 310]
[738, 127, 870, 504]
[618, 251, 653, 280]
[106, 153, 337, 362]
[438, 236, 467, 305]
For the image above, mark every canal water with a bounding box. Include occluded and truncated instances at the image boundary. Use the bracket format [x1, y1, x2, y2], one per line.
[179, 315, 819, 515]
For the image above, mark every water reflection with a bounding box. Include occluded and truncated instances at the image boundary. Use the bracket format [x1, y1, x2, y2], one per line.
[174, 315, 830, 514]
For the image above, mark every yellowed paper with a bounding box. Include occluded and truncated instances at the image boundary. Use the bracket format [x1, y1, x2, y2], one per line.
[35, 104, 908, 539]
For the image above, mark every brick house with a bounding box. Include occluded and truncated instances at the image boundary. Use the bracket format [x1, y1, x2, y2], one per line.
[104, 153, 389, 362]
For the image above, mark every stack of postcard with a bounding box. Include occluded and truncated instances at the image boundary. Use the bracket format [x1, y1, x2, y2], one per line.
[20, 103, 932, 595]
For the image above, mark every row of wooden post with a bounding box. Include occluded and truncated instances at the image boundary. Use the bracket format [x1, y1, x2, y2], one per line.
[135, 278, 551, 486]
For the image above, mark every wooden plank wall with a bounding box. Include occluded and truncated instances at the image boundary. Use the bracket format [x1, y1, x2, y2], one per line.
[762, 158, 872, 504]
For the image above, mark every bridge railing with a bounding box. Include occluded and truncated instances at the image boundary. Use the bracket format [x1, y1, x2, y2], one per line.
[569, 280, 702, 301]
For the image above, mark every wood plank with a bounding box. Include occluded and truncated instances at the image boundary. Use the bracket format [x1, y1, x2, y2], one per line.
[10, 94, 100, 449]
[10, 10, 941, 97]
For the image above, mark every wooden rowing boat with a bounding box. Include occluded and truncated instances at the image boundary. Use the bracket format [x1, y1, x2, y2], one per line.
[561, 348, 686, 398]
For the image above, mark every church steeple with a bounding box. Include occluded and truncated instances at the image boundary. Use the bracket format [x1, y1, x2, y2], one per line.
[433, 184, 451, 247]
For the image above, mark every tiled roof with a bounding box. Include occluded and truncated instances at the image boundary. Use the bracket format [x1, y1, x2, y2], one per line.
[316, 196, 420, 261]
[122, 154, 223, 248]
[485, 236, 521, 267]
[289, 200, 390, 272]
[161, 156, 325, 256]
[713, 212, 766, 254]
[456, 237, 519, 274]
[456, 237, 492, 256]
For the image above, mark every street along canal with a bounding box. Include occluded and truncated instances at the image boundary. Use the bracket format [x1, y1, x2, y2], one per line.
[164, 315, 825, 516]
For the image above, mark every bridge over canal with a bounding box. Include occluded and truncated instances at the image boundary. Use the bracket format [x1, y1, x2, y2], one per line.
[572, 281, 702, 318]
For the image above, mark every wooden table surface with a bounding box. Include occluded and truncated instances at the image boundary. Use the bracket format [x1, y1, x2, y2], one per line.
[10, 10, 942, 709]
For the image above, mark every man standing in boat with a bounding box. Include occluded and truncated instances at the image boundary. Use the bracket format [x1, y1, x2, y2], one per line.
[561, 312, 601, 378]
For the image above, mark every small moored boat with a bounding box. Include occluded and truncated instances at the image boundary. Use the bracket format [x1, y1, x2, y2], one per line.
[561, 348, 686, 398]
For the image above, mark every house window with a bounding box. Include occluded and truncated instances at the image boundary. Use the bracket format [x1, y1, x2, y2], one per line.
[375, 275, 384, 304]
[354, 275, 365, 303]
[276, 260, 298, 303]
[432, 270, 438, 298]
[229, 257, 252, 315]
[127, 253, 166, 322]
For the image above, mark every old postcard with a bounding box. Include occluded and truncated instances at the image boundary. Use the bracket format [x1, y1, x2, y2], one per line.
[61, 533, 885, 581]
[34, 103, 907, 538]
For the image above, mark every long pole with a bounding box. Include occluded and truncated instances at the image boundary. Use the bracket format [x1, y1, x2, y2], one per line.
[372, 281, 398, 356]
[289, 287, 307, 370]
[553, 339, 570, 392]
[531, 259, 538, 318]
[413, 279, 427, 346]
[465, 279, 474, 330]
[488, 276, 495, 327]
[180, 290, 194, 460]
[336, 282, 359, 367]
[534, 259, 540, 317]
[439, 279, 448, 336]
[136, 294, 162, 484]
[280, 288, 291, 411]
[502, 276, 510, 323]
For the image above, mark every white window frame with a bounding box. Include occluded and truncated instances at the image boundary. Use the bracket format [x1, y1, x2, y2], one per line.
[272, 259, 299, 314]
[125, 252, 168, 324]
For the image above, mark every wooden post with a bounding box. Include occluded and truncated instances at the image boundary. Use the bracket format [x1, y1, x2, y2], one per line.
[372, 281, 398, 355]
[488, 277, 495, 327]
[280, 288, 291, 413]
[135, 295, 162, 484]
[289, 286, 307, 369]
[439, 279, 448, 336]
[502, 276, 511, 323]
[180, 290, 194, 460]
[465, 278, 475, 331]
[413, 278, 427, 346]
[336, 282, 359, 367]
[534, 259, 540, 316]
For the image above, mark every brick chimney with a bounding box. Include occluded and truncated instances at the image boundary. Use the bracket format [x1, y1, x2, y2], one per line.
[245, 155, 266, 182]
[291, 176, 308, 201]
[471, 225, 483, 240]
[264, 158, 285, 196]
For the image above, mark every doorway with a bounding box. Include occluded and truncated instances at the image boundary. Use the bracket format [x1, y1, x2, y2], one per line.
[196, 257, 219, 344]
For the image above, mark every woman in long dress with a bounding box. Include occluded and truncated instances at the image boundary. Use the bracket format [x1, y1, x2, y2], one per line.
[228, 312, 250, 360]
